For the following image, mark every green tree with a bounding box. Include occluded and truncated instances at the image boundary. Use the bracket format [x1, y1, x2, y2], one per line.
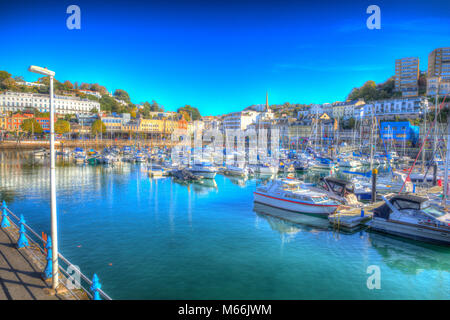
[63, 80, 73, 90]
[177, 105, 201, 121]
[21, 118, 43, 134]
[80, 83, 90, 90]
[55, 120, 70, 134]
[91, 119, 106, 136]
[99, 95, 120, 113]
[0, 70, 11, 83]
[90, 83, 108, 95]
[113, 89, 130, 102]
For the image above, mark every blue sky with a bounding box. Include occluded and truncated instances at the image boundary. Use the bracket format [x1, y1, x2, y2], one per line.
[0, 0, 449, 115]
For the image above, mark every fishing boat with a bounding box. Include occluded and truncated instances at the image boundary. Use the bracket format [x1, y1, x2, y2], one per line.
[253, 179, 340, 216]
[370, 194, 450, 245]
[187, 162, 218, 179]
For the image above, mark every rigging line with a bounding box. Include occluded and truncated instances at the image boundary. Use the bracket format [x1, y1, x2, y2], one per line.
[399, 94, 448, 193]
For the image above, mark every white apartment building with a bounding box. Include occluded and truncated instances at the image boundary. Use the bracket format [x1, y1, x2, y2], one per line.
[222, 111, 258, 131]
[363, 97, 428, 120]
[16, 81, 46, 88]
[0, 91, 100, 115]
[427, 77, 450, 96]
[79, 90, 102, 99]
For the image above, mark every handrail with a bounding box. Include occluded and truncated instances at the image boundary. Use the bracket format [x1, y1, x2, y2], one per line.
[5, 207, 112, 300]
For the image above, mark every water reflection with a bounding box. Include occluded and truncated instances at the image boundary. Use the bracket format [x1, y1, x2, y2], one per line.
[368, 232, 450, 275]
[253, 202, 329, 232]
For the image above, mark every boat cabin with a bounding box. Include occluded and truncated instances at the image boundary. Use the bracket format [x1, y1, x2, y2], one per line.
[373, 194, 429, 219]
[317, 177, 355, 197]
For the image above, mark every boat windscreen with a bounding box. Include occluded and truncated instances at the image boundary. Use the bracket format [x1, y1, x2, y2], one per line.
[392, 199, 421, 210]
[422, 206, 447, 218]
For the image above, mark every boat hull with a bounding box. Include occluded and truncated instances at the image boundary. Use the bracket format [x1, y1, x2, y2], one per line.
[370, 218, 450, 245]
[253, 192, 338, 216]
[188, 170, 217, 179]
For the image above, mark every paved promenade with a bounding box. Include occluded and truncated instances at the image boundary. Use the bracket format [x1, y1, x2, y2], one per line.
[0, 227, 62, 300]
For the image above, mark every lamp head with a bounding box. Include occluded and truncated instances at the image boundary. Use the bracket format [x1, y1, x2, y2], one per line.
[28, 65, 55, 77]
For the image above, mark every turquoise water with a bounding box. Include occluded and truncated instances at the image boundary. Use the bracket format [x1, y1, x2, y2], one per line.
[0, 150, 449, 299]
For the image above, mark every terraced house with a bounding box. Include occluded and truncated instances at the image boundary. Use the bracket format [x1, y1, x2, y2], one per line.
[0, 91, 100, 115]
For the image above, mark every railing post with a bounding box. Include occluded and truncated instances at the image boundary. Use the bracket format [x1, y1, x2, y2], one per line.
[90, 274, 102, 300]
[1, 201, 10, 228]
[43, 236, 53, 280]
[17, 214, 29, 248]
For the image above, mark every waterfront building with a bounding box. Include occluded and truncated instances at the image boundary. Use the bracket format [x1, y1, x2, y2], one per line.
[297, 105, 310, 118]
[0, 91, 100, 115]
[427, 47, 450, 96]
[395, 57, 420, 97]
[427, 77, 450, 96]
[35, 117, 51, 133]
[222, 111, 259, 131]
[363, 97, 428, 120]
[380, 121, 420, 144]
[332, 100, 365, 120]
[101, 113, 130, 132]
[202, 116, 221, 130]
[2, 113, 33, 131]
[353, 105, 365, 120]
[77, 114, 99, 127]
[139, 119, 163, 133]
[321, 103, 333, 117]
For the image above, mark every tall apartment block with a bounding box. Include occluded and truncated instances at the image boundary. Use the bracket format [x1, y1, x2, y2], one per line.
[395, 57, 419, 97]
[427, 47, 450, 96]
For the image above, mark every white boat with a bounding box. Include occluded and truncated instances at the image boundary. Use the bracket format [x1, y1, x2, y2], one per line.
[311, 157, 335, 170]
[134, 151, 147, 163]
[148, 164, 165, 177]
[225, 162, 250, 177]
[187, 162, 218, 179]
[72, 148, 86, 163]
[338, 158, 362, 168]
[370, 194, 450, 245]
[253, 179, 341, 216]
[33, 148, 49, 158]
[255, 163, 278, 176]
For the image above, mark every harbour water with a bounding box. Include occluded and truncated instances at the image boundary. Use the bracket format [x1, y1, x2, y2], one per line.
[0, 150, 449, 299]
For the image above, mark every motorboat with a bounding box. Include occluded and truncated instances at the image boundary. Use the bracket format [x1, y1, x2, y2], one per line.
[311, 157, 335, 170]
[148, 163, 165, 177]
[370, 194, 450, 245]
[293, 159, 310, 171]
[73, 147, 86, 163]
[255, 163, 278, 176]
[312, 177, 363, 207]
[187, 162, 218, 179]
[33, 148, 49, 158]
[253, 179, 340, 216]
[224, 162, 251, 177]
[134, 151, 147, 163]
[337, 157, 362, 168]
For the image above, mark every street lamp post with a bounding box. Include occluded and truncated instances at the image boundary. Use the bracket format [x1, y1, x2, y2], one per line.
[28, 65, 59, 290]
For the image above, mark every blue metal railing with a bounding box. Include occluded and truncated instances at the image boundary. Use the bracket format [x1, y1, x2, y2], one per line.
[1, 202, 112, 300]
